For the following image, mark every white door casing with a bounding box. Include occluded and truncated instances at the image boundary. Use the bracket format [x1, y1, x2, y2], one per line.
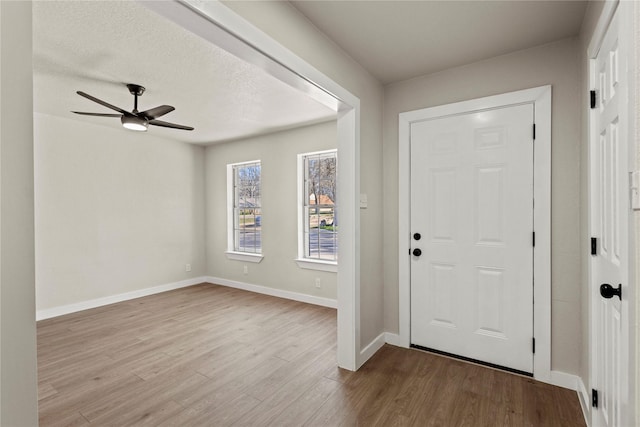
[410, 104, 534, 374]
[399, 86, 551, 381]
[589, 2, 631, 426]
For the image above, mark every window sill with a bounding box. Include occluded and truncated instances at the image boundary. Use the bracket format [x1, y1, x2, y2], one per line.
[295, 258, 338, 272]
[225, 251, 264, 263]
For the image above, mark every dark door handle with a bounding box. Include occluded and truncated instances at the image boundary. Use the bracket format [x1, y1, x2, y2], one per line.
[600, 283, 622, 300]
[412, 248, 422, 256]
[413, 233, 421, 241]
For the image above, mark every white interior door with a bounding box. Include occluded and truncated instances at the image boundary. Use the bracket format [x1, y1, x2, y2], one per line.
[410, 104, 534, 374]
[591, 7, 629, 427]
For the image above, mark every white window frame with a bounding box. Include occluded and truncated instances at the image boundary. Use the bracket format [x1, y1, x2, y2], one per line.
[226, 160, 263, 263]
[296, 149, 338, 272]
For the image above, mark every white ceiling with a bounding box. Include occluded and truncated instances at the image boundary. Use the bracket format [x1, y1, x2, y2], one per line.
[32, 1, 337, 145]
[290, 0, 588, 84]
[33, 1, 588, 145]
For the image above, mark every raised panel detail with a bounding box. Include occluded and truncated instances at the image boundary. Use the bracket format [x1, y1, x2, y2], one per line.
[600, 68, 607, 108]
[600, 130, 609, 257]
[475, 166, 505, 245]
[429, 168, 456, 242]
[609, 40, 619, 99]
[611, 119, 620, 265]
[429, 131, 457, 155]
[474, 126, 505, 150]
[428, 263, 456, 329]
[474, 267, 506, 339]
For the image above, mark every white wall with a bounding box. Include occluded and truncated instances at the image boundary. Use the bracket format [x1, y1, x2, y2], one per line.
[221, 1, 385, 349]
[34, 114, 206, 313]
[205, 121, 338, 300]
[0, 2, 39, 425]
[383, 38, 583, 375]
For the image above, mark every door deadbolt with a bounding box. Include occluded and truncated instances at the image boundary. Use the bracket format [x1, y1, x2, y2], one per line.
[413, 233, 421, 241]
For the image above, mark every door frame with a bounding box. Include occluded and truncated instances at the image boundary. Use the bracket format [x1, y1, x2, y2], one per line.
[140, 0, 362, 370]
[398, 86, 552, 382]
[587, 1, 637, 425]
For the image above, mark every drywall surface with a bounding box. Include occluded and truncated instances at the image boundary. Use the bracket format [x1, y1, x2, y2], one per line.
[34, 114, 206, 311]
[0, 2, 39, 425]
[222, 1, 385, 349]
[384, 38, 582, 375]
[205, 121, 337, 299]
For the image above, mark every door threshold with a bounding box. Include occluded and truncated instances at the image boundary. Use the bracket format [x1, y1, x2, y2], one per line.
[410, 344, 533, 378]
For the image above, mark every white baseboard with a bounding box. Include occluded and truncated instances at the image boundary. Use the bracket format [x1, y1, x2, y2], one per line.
[577, 376, 591, 427]
[549, 370, 579, 391]
[36, 276, 208, 321]
[358, 332, 386, 368]
[384, 332, 404, 347]
[205, 276, 337, 309]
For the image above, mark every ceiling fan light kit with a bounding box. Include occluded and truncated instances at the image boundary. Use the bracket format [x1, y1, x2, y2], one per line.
[121, 115, 149, 131]
[72, 83, 194, 132]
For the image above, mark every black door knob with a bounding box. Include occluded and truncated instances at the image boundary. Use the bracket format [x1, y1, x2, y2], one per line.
[413, 233, 421, 241]
[600, 283, 622, 300]
[412, 248, 422, 256]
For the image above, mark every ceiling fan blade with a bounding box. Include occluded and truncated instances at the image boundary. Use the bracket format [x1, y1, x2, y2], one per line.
[76, 91, 129, 114]
[140, 105, 175, 120]
[149, 119, 194, 131]
[72, 111, 121, 117]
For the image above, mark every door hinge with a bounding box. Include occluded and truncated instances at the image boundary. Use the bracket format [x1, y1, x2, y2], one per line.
[590, 90, 597, 109]
[532, 337, 536, 354]
[532, 123, 536, 140]
[532, 232, 535, 247]
[591, 237, 597, 255]
[592, 389, 599, 408]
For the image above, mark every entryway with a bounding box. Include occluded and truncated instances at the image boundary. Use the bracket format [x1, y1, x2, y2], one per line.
[398, 86, 552, 380]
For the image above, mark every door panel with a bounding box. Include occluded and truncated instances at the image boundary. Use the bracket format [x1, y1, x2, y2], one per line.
[410, 104, 534, 374]
[591, 7, 627, 427]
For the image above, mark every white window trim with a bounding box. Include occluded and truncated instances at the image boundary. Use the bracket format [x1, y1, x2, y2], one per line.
[297, 149, 338, 272]
[226, 160, 263, 260]
[295, 258, 337, 272]
[225, 251, 264, 263]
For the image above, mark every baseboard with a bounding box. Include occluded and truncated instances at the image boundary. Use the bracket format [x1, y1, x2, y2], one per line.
[36, 276, 208, 321]
[205, 276, 337, 309]
[384, 332, 404, 347]
[358, 332, 386, 368]
[577, 376, 591, 427]
[549, 370, 579, 391]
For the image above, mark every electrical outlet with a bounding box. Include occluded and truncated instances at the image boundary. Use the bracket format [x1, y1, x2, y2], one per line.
[315, 278, 321, 289]
[243, 265, 248, 275]
[185, 264, 191, 272]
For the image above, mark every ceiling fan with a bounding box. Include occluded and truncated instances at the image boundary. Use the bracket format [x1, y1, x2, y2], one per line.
[72, 83, 194, 132]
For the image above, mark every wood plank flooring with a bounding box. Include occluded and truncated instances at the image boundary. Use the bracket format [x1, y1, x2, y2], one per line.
[37, 283, 585, 426]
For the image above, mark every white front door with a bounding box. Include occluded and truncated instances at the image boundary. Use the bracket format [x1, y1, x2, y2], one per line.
[590, 6, 629, 427]
[410, 104, 535, 374]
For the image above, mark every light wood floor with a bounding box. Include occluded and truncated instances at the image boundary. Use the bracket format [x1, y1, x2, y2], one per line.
[38, 283, 585, 426]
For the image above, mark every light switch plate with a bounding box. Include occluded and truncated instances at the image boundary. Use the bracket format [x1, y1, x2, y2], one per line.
[360, 194, 368, 209]
[631, 171, 640, 210]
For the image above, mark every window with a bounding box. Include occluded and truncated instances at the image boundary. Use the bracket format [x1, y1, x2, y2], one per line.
[297, 150, 337, 271]
[227, 160, 263, 262]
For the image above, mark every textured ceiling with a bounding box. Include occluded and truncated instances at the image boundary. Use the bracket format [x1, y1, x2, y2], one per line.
[32, 1, 337, 145]
[290, 0, 588, 84]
